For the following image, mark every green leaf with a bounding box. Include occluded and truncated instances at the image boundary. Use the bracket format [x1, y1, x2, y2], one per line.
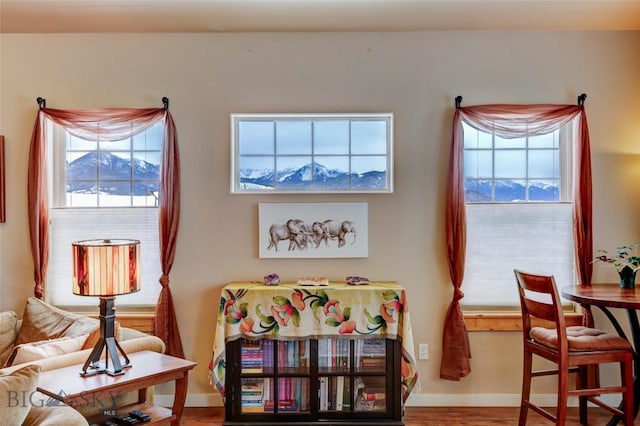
[343, 307, 351, 320]
[325, 318, 340, 327]
[382, 290, 398, 301]
[272, 296, 289, 305]
[292, 310, 301, 327]
[256, 305, 269, 322]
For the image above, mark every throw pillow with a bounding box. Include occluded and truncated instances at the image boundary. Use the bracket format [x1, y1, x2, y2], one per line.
[0, 311, 18, 367]
[4, 334, 89, 368]
[0, 364, 40, 425]
[16, 297, 99, 345]
[16, 298, 75, 345]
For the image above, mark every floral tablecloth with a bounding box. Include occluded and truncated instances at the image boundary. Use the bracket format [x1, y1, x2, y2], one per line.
[209, 281, 417, 403]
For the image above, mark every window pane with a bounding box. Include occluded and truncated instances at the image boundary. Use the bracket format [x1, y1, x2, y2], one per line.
[529, 132, 558, 149]
[68, 135, 96, 151]
[351, 156, 386, 174]
[495, 135, 525, 149]
[312, 158, 347, 189]
[463, 123, 494, 149]
[529, 180, 560, 201]
[98, 183, 132, 206]
[462, 203, 574, 308]
[99, 152, 132, 180]
[66, 151, 97, 184]
[133, 122, 164, 150]
[464, 150, 492, 178]
[465, 179, 491, 202]
[495, 150, 526, 178]
[239, 121, 274, 155]
[239, 156, 275, 190]
[528, 150, 559, 178]
[100, 137, 130, 151]
[495, 179, 526, 202]
[351, 121, 387, 155]
[276, 156, 312, 189]
[314, 121, 349, 154]
[276, 121, 312, 155]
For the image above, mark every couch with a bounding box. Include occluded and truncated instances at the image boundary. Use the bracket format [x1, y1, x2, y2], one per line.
[0, 297, 166, 426]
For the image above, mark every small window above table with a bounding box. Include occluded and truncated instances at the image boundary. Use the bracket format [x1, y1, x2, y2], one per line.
[230, 113, 394, 194]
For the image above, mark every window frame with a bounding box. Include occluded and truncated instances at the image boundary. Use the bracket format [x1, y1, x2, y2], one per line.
[230, 112, 394, 194]
[461, 122, 577, 311]
[45, 119, 162, 310]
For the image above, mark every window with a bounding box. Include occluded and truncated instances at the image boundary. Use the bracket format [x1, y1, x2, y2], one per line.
[461, 121, 575, 309]
[230, 113, 393, 193]
[47, 120, 163, 309]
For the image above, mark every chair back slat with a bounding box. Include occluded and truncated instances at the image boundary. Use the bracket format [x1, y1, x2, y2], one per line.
[514, 269, 566, 332]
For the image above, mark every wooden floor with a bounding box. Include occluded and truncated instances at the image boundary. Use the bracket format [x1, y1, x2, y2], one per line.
[181, 406, 627, 425]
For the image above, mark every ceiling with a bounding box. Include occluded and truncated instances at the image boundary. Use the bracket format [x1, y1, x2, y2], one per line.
[1, 0, 640, 34]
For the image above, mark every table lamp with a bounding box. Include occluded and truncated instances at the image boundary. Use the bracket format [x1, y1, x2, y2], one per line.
[72, 239, 140, 377]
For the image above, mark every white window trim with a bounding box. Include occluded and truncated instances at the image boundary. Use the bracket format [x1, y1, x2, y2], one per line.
[45, 119, 162, 310]
[461, 122, 577, 310]
[230, 112, 394, 194]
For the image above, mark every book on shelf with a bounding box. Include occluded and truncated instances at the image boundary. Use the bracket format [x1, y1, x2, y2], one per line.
[361, 390, 386, 401]
[242, 403, 265, 413]
[335, 376, 345, 411]
[264, 399, 299, 412]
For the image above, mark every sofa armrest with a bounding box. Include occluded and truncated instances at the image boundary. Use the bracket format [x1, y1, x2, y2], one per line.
[0, 334, 165, 375]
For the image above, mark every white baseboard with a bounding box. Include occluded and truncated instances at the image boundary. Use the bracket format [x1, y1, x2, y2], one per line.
[154, 392, 621, 408]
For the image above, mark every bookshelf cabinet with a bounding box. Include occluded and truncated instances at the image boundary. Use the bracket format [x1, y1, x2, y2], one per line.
[211, 281, 417, 425]
[224, 337, 404, 425]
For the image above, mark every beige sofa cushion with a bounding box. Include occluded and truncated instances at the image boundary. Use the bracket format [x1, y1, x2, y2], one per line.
[0, 311, 18, 366]
[16, 298, 99, 345]
[4, 334, 90, 368]
[0, 364, 40, 425]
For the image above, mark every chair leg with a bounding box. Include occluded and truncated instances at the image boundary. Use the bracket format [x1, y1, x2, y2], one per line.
[577, 365, 588, 425]
[622, 354, 634, 426]
[519, 351, 533, 426]
[556, 361, 569, 426]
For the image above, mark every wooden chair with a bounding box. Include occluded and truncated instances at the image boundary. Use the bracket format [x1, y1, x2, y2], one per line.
[514, 270, 635, 425]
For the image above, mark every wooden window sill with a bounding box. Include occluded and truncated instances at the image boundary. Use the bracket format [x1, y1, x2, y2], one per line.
[464, 311, 584, 331]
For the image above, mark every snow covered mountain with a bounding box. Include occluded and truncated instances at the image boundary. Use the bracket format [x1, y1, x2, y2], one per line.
[65, 151, 159, 195]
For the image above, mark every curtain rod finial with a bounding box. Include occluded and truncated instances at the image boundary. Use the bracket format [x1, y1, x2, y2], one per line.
[578, 93, 587, 106]
[162, 97, 169, 111]
[36, 97, 46, 109]
[455, 96, 462, 109]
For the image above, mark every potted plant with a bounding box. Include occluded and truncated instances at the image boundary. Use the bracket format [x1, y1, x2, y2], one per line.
[592, 243, 640, 288]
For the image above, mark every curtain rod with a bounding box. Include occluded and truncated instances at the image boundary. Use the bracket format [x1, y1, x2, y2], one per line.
[455, 94, 587, 109]
[35, 97, 170, 110]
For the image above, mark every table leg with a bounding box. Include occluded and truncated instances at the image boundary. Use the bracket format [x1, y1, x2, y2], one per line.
[597, 306, 640, 426]
[626, 309, 640, 419]
[171, 373, 189, 426]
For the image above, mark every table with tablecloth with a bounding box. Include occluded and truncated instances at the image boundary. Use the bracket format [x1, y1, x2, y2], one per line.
[210, 281, 418, 403]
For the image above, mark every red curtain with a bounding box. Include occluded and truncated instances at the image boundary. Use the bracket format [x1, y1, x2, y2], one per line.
[27, 106, 185, 357]
[441, 102, 592, 381]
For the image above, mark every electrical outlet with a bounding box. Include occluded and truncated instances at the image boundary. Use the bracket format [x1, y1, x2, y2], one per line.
[418, 343, 429, 360]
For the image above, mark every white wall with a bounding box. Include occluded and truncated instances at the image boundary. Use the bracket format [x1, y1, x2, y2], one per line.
[1, 30, 639, 406]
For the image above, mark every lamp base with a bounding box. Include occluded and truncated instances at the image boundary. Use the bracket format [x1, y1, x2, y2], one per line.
[81, 296, 131, 377]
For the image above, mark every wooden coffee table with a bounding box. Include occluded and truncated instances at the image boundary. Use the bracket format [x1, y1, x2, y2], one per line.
[37, 350, 197, 425]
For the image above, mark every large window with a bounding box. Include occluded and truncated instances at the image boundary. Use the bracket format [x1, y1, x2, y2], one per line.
[461, 121, 575, 309]
[47, 120, 163, 309]
[230, 113, 393, 193]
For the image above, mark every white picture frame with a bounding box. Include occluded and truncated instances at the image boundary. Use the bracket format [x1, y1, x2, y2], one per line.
[259, 202, 368, 258]
[231, 113, 394, 194]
